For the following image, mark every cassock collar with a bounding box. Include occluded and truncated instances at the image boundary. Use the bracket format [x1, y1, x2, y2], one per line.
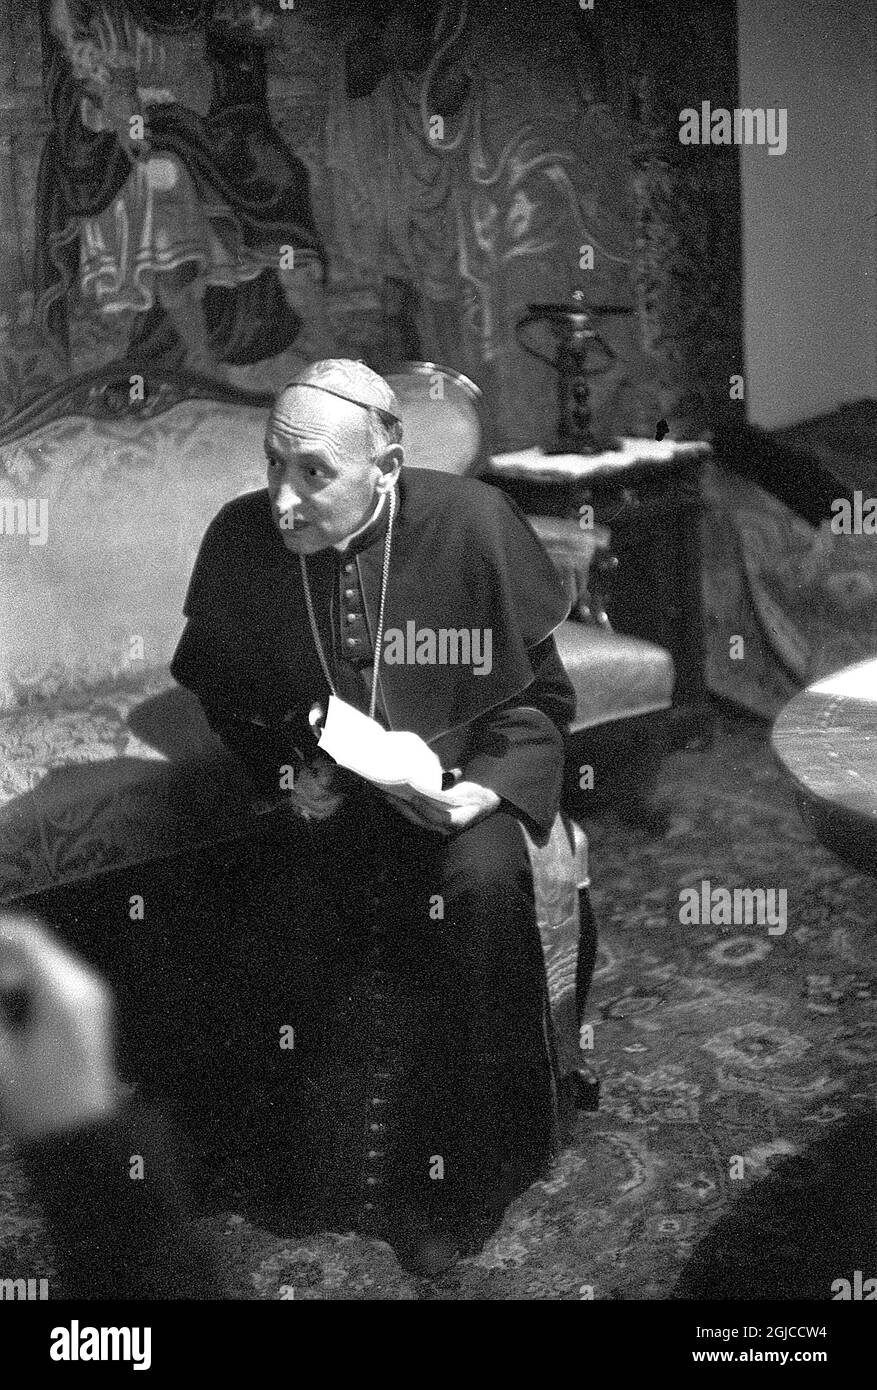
[330, 487, 391, 560]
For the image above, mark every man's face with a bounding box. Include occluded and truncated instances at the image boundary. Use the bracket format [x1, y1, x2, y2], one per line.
[265, 388, 387, 554]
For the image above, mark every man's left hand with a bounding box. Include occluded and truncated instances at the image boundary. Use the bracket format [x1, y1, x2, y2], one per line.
[384, 781, 501, 835]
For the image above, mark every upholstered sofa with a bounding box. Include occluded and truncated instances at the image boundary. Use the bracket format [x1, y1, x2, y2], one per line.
[0, 365, 676, 1103]
[1, 375, 277, 902]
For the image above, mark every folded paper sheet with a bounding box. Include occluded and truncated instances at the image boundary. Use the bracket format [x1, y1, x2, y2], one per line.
[317, 695, 448, 801]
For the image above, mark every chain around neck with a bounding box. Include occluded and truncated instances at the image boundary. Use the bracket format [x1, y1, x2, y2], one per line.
[299, 485, 397, 723]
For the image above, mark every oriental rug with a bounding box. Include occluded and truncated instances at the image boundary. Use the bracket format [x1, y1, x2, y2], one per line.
[1, 709, 874, 1299]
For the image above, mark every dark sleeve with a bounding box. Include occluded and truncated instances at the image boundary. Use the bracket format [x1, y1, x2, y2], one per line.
[171, 506, 310, 798]
[169, 509, 234, 705]
[462, 635, 575, 836]
[200, 702, 307, 800]
[21, 1099, 225, 1300]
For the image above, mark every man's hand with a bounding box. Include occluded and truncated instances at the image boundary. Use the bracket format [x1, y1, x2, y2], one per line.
[0, 916, 120, 1142]
[383, 780, 501, 836]
[287, 751, 347, 821]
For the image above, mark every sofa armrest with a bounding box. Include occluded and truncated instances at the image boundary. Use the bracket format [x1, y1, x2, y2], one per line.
[527, 514, 616, 628]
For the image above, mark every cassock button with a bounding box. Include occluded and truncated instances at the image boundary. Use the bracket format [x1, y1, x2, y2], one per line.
[346, 613, 358, 624]
[346, 637, 357, 647]
[362, 1202, 376, 1213]
[367, 1150, 385, 1160]
[344, 563, 354, 575]
[366, 1175, 380, 1186]
[344, 588, 355, 599]
[369, 1122, 385, 1133]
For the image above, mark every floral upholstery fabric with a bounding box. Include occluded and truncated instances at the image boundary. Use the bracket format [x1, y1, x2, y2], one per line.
[0, 401, 268, 710]
[0, 672, 264, 902]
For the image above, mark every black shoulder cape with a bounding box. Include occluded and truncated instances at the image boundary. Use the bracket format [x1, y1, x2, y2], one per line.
[170, 467, 570, 746]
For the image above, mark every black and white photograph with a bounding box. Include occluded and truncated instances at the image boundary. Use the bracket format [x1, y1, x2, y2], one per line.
[0, 0, 874, 1344]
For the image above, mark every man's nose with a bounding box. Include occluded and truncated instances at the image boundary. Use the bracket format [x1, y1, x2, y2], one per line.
[275, 481, 300, 513]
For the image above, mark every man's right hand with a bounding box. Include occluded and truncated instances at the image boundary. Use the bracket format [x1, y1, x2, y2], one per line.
[0, 916, 119, 1143]
[286, 753, 346, 821]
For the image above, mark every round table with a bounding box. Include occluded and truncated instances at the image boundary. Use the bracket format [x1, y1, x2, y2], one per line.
[771, 657, 877, 875]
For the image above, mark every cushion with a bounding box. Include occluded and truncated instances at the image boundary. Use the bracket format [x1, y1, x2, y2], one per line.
[555, 619, 675, 732]
[0, 671, 267, 903]
[526, 513, 612, 622]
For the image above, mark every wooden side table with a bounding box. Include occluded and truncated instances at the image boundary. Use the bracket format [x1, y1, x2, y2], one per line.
[486, 439, 713, 747]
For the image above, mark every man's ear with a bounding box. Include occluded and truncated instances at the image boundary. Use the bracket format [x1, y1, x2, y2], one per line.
[375, 444, 404, 491]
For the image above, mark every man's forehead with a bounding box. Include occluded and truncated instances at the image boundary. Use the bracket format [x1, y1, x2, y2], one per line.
[267, 387, 364, 443]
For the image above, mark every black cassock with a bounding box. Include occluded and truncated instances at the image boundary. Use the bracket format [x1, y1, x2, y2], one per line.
[169, 467, 577, 1244]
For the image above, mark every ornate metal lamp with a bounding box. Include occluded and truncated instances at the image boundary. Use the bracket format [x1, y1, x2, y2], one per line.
[516, 290, 634, 454]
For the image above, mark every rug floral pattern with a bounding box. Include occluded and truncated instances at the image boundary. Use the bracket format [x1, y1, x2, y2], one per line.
[1, 712, 874, 1299]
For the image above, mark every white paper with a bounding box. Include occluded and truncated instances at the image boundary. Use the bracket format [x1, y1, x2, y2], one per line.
[317, 695, 447, 800]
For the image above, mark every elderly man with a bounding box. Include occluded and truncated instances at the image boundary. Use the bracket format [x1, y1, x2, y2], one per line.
[169, 359, 576, 1276]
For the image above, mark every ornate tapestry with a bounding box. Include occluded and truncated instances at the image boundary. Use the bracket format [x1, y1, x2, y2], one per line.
[0, 0, 743, 451]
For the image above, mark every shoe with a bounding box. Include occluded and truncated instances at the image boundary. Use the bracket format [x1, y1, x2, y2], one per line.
[244, 1186, 336, 1238]
[449, 1203, 505, 1259]
[383, 1197, 461, 1278]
